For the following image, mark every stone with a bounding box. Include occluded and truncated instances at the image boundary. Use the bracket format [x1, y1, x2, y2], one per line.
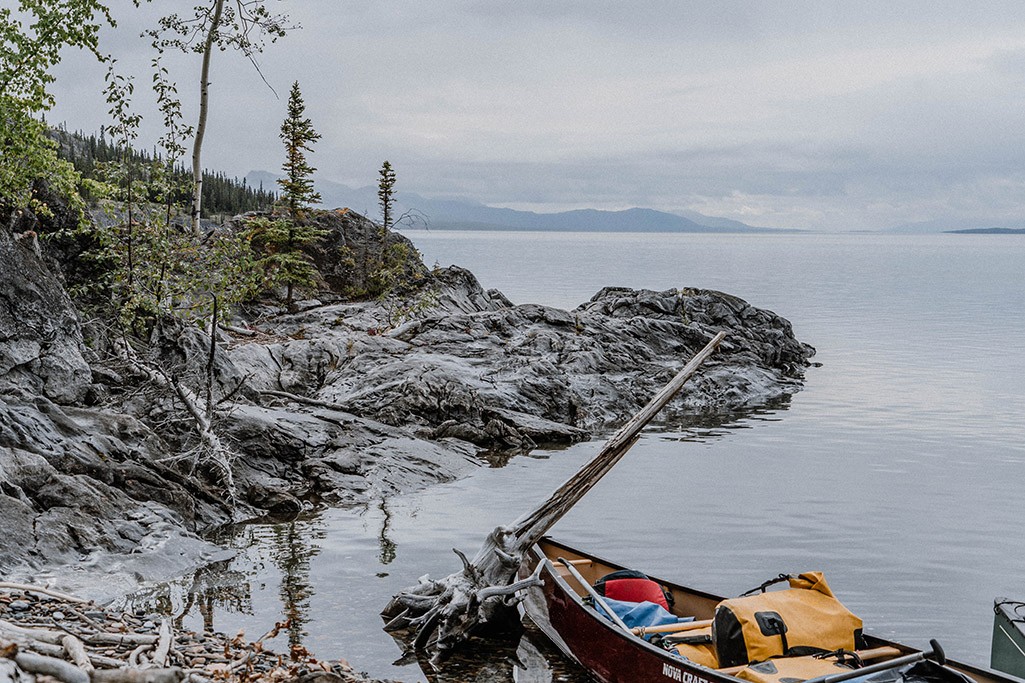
[0, 219, 91, 403]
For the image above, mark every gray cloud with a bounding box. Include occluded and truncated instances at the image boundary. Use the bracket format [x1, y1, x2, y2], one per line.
[45, 1, 1025, 229]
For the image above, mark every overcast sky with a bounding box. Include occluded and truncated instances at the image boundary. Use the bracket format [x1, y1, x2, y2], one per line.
[47, 1, 1025, 230]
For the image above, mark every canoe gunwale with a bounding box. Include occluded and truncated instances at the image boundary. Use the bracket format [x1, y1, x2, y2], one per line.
[520, 537, 1023, 683]
[538, 553, 726, 670]
[521, 539, 744, 683]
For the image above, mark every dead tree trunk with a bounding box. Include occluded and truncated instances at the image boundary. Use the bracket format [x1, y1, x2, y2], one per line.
[383, 331, 727, 665]
[113, 336, 238, 501]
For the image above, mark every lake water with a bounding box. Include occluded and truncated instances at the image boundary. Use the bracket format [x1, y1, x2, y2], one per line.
[128, 232, 1025, 681]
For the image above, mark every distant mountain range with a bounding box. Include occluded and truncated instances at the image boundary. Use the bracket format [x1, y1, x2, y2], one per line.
[245, 171, 780, 233]
[946, 227, 1025, 235]
[883, 218, 1025, 234]
[247, 171, 1025, 234]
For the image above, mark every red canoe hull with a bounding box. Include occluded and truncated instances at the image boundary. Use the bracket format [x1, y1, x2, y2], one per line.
[519, 538, 1017, 683]
[520, 541, 735, 683]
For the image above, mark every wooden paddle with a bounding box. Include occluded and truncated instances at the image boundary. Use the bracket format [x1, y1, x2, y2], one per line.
[387, 332, 729, 663]
[632, 619, 713, 636]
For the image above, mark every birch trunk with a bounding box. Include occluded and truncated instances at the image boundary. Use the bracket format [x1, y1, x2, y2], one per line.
[190, 0, 225, 235]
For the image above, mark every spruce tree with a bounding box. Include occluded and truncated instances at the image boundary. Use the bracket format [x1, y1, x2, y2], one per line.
[247, 81, 325, 305]
[378, 160, 396, 229]
[278, 81, 321, 217]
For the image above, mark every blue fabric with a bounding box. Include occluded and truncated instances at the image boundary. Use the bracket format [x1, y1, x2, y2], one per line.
[593, 596, 693, 638]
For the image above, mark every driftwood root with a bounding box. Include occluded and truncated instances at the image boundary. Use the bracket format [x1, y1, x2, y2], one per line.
[385, 332, 727, 664]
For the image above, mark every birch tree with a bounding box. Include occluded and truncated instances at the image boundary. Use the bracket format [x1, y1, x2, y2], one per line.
[147, 0, 291, 234]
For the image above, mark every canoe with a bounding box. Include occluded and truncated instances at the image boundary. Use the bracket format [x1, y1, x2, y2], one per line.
[991, 599, 1025, 679]
[519, 537, 1019, 683]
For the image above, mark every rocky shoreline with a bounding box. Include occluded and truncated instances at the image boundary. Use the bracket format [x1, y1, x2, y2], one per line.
[0, 583, 385, 683]
[0, 207, 815, 679]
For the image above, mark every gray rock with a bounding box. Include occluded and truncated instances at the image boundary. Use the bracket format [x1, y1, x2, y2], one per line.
[231, 270, 814, 451]
[221, 404, 479, 505]
[0, 396, 231, 599]
[0, 223, 90, 402]
[0, 204, 815, 607]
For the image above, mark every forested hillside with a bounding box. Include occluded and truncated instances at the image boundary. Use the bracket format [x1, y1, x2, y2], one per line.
[51, 127, 276, 218]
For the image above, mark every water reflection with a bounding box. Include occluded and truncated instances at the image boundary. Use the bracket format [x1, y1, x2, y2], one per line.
[177, 560, 253, 633]
[123, 515, 326, 652]
[652, 394, 793, 443]
[116, 557, 252, 633]
[398, 625, 587, 683]
[120, 398, 797, 681]
[376, 499, 397, 566]
[267, 517, 325, 646]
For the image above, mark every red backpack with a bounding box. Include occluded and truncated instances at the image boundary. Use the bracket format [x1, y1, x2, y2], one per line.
[594, 570, 673, 611]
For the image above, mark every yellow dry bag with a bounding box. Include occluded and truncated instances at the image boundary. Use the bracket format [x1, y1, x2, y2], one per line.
[735, 651, 861, 683]
[712, 572, 864, 668]
[666, 625, 719, 668]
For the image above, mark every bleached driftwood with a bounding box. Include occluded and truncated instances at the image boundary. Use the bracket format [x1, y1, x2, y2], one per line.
[61, 634, 93, 673]
[0, 619, 63, 645]
[0, 617, 159, 650]
[0, 584, 89, 604]
[258, 389, 350, 412]
[85, 633, 159, 647]
[0, 588, 309, 682]
[0, 634, 122, 669]
[1, 620, 130, 670]
[12, 650, 89, 683]
[384, 331, 727, 665]
[225, 620, 286, 674]
[91, 669, 185, 683]
[0, 658, 26, 683]
[150, 620, 172, 668]
[219, 323, 256, 337]
[128, 643, 151, 668]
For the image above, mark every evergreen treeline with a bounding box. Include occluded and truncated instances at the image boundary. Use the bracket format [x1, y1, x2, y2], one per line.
[50, 127, 276, 217]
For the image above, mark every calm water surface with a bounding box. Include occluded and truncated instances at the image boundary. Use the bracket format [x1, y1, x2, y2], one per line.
[131, 232, 1025, 681]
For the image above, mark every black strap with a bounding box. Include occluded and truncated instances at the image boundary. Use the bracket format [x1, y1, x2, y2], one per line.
[741, 573, 791, 596]
[814, 649, 864, 668]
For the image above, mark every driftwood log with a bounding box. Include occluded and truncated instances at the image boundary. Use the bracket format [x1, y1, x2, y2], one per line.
[383, 330, 727, 665]
[0, 584, 350, 683]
